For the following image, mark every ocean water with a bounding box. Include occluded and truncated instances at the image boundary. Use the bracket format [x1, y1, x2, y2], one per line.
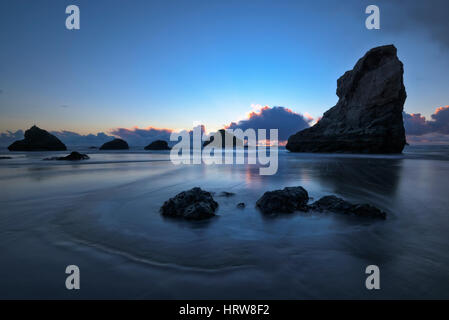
[1, 146, 449, 299]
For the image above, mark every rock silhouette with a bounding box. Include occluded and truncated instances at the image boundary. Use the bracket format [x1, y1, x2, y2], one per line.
[310, 195, 386, 219]
[286, 45, 406, 153]
[256, 186, 386, 219]
[144, 140, 170, 150]
[99, 138, 129, 150]
[203, 129, 244, 148]
[44, 151, 89, 161]
[8, 125, 67, 151]
[160, 187, 218, 220]
[256, 186, 309, 214]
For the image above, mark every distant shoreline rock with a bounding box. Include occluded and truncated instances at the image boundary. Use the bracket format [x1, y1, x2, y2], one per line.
[286, 45, 406, 154]
[8, 125, 67, 151]
[144, 140, 170, 150]
[44, 151, 89, 161]
[99, 138, 129, 150]
[161, 187, 218, 220]
[0, 156, 12, 160]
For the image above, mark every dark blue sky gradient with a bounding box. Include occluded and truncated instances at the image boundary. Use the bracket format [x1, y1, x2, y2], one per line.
[0, 0, 448, 134]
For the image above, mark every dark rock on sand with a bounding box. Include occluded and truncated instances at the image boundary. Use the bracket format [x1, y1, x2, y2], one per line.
[99, 138, 129, 150]
[144, 140, 170, 150]
[8, 125, 67, 151]
[256, 186, 309, 214]
[203, 129, 244, 148]
[44, 151, 89, 161]
[286, 45, 406, 154]
[310, 195, 386, 219]
[0, 156, 12, 160]
[237, 202, 246, 209]
[160, 187, 218, 220]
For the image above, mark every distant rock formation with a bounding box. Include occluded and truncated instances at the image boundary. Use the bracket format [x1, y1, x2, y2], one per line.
[99, 138, 129, 150]
[160, 187, 218, 220]
[203, 129, 244, 148]
[44, 151, 89, 161]
[144, 140, 170, 150]
[8, 125, 67, 151]
[286, 45, 407, 153]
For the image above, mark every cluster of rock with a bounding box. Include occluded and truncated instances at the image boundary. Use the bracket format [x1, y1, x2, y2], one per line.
[256, 187, 386, 219]
[160, 186, 386, 221]
[5, 126, 176, 151]
[286, 45, 407, 154]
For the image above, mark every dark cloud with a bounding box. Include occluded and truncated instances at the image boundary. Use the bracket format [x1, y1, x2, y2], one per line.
[404, 106, 449, 135]
[430, 106, 449, 134]
[109, 127, 173, 146]
[51, 131, 114, 147]
[379, 0, 449, 49]
[225, 106, 312, 142]
[403, 112, 429, 135]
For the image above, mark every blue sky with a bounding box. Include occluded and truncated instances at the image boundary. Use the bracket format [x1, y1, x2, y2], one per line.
[0, 0, 448, 136]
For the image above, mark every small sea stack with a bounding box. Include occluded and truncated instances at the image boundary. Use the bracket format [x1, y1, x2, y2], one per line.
[99, 138, 129, 150]
[203, 129, 244, 148]
[8, 125, 67, 151]
[144, 140, 170, 150]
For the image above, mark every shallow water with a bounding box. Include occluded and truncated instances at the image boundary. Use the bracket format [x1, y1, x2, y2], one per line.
[0, 146, 449, 299]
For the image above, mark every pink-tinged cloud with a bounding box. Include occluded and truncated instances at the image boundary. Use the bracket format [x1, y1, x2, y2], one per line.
[109, 126, 173, 146]
[225, 106, 313, 142]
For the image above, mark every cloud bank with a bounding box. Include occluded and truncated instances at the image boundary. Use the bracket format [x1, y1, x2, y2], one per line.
[404, 106, 449, 144]
[225, 106, 312, 142]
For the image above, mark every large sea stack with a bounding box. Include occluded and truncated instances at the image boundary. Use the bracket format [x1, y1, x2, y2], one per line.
[286, 45, 407, 153]
[8, 125, 67, 151]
